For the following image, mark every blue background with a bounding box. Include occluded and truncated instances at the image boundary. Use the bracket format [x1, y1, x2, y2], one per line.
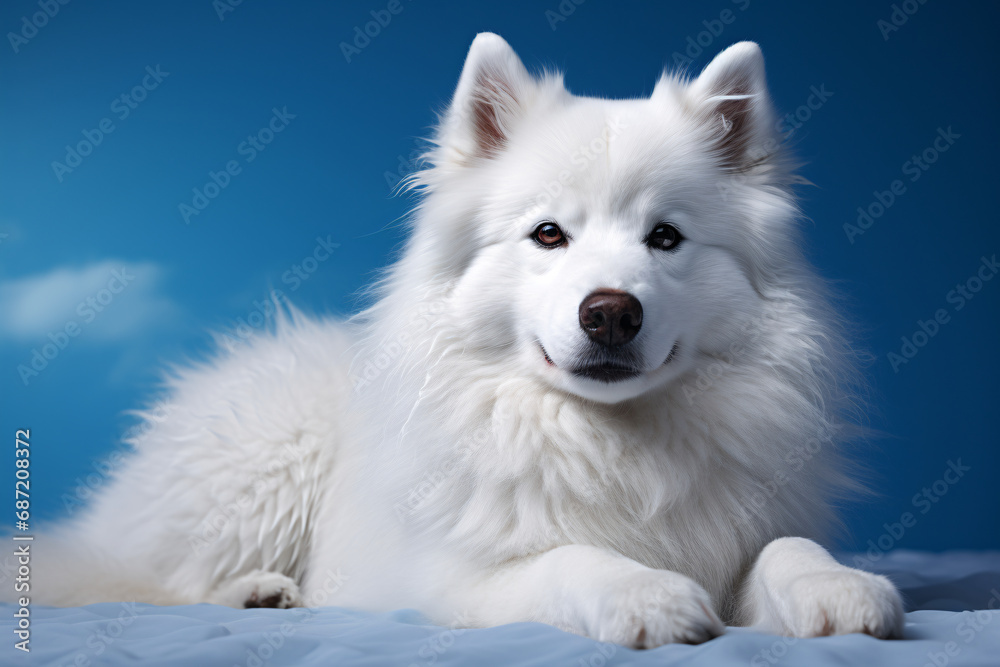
[1, 0, 997, 551]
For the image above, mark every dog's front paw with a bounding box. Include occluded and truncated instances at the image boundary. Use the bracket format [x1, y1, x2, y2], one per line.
[209, 570, 303, 609]
[781, 569, 903, 639]
[588, 570, 724, 648]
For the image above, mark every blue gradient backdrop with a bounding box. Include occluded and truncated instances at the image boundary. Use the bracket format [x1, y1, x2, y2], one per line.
[2, 0, 998, 551]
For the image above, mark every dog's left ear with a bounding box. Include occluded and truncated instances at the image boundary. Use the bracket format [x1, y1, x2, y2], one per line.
[686, 42, 776, 170]
[439, 33, 536, 162]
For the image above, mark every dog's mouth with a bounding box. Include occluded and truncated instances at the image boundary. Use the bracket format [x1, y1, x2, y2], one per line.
[571, 363, 641, 383]
[663, 342, 679, 365]
[539, 342, 679, 384]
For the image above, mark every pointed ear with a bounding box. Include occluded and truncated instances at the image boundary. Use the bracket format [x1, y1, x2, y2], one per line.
[686, 42, 776, 170]
[439, 33, 535, 161]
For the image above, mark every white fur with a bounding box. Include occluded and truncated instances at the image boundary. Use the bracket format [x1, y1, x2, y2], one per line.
[25, 35, 904, 647]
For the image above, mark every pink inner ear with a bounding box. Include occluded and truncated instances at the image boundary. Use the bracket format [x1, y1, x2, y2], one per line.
[471, 71, 517, 158]
[712, 82, 757, 170]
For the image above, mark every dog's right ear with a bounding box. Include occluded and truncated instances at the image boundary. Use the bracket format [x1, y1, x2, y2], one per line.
[439, 33, 535, 162]
[685, 42, 776, 172]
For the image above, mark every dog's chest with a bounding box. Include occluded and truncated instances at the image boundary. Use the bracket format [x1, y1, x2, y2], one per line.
[415, 409, 758, 600]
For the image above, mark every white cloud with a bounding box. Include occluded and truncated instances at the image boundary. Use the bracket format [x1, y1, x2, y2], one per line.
[0, 261, 180, 342]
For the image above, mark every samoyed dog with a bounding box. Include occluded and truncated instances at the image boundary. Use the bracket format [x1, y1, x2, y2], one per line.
[30, 34, 904, 647]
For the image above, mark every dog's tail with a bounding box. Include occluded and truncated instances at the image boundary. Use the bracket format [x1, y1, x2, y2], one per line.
[1, 530, 190, 607]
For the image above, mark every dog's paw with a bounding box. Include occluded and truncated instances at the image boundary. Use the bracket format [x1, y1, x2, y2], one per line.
[781, 569, 904, 639]
[588, 570, 724, 648]
[209, 570, 303, 609]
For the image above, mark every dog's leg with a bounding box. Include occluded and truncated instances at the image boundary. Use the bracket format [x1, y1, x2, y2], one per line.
[456, 544, 724, 648]
[739, 537, 904, 638]
[207, 570, 303, 609]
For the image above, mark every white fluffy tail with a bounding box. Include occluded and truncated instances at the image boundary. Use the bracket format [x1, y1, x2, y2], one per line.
[3, 532, 191, 607]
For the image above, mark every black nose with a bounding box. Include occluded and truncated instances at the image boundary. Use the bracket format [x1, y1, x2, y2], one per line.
[578, 289, 643, 348]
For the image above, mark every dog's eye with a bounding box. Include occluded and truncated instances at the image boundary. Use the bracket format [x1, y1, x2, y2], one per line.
[646, 223, 683, 251]
[532, 222, 566, 248]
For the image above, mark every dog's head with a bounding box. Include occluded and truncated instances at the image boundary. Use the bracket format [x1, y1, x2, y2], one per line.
[407, 34, 800, 404]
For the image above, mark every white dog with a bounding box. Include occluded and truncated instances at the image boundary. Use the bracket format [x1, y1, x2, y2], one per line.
[31, 34, 904, 647]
